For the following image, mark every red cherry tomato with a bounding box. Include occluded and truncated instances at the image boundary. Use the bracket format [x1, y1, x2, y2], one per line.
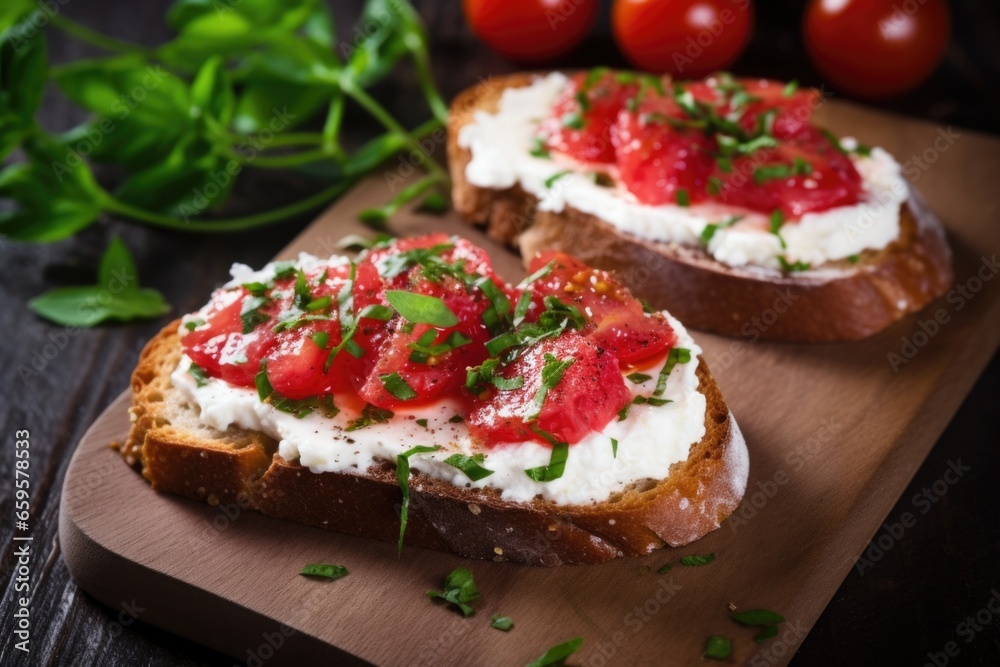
[462, 0, 599, 63]
[803, 0, 950, 98]
[611, 0, 754, 77]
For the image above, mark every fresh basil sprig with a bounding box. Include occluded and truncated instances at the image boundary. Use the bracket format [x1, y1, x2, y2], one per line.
[0, 0, 449, 246]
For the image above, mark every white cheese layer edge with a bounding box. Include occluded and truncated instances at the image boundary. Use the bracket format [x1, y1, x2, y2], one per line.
[458, 72, 909, 273]
[171, 259, 725, 506]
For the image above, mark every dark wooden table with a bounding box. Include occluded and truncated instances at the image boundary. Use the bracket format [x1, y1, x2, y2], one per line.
[2, 1, 998, 665]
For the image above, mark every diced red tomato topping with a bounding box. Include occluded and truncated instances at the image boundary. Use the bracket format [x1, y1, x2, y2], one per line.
[466, 333, 632, 446]
[528, 251, 676, 366]
[540, 70, 640, 164]
[180, 234, 679, 449]
[537, 70, 862, 219]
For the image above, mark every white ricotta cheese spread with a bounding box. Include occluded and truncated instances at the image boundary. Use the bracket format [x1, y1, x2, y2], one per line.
[172, 259, 713, 506]
[458, 72, 908, 272]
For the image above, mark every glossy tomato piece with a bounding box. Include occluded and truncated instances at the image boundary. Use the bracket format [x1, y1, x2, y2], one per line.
[613, 95, 717, 206]
[731, 79, 821, 141]
[612, 0, 753, 77]
[467, 333, 632, 446]
[540, 70, 639, 164]
[462, 0, 599, 63]
[528, 252, 676, 366]
[804, 0, 950, 98]
[182, 286, 281, 387]
[357, 276, 495, 409]
[719, 128, 863, 218]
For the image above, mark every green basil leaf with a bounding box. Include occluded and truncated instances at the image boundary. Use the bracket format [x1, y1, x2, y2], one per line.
[28, 237, 169, 327]
[385, 290, 458, 327]
[426, 566, 479, 617]
[653, 347, 691, 397]
[187, 362, 209, 387]
[345, 403, 393, 431]
[680, 553, 715, 566]
[0, 135, 104, 242]
[702, 635, 731, 660]
[51, 54, 193, 170]
[397, 444, 441, 554]
[0, 23, 46, 160]
[730, 609, 786, 626]
[299, 563, 348, 579]
[526, 637, 584, 667]
[529, 354, 575, 420]
[380, 372, 417, 401]
[190, 55, 235, 126]
[490, 614, 513, 631]
[755, 625, 779, 643]
[611, 437, 618, 458]
[524, 431, 569, 483]
[443, 453, 494, 481]
[626, 372, 652, 384]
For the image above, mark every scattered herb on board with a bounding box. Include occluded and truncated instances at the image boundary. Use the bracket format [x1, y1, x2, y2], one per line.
[703, 635, 732, 660]
[299, 564, 348, 580]
[490, 614, 514, 631]
[680, 553, 715, 566]
[426, 567, 479, 617]
[526, 637, 584, 667]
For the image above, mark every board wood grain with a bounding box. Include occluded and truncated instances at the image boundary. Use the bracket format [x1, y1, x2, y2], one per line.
[60, 100, 1000, 666]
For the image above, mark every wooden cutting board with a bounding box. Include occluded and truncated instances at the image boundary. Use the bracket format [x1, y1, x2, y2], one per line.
[60, 100, 1000, 667]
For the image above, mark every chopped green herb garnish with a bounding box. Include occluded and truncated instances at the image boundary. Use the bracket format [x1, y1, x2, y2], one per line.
[680, 553, 715, 566]
[756, 625, 779, 643]
[183, 319, 205, 331]
[525, 428, 569, 482]
[561, 112, 585, 129]
[529, 354, 575, 420]
[306, 295, 332, 311]
[408, 330, 472, 363]
[617, 402, 632, 421]
[730, 609, 786, 626]
[530, 137, 551, 159]
[783, 80, 799, 97]
[611, 437, 618, 458]
[654, 347, 691, 397]
[299, 564, 348, 580]
[396, 444, 441, 554]
[385, 290, 459, 327]
[526, 637, 584, 667]
[415, 418, 428, 428]
[444, 453, 495, 481]
[574, 90, 591, 111]
[703, 635, 731, 660]
[769, 210, 787, 250]
[676, 188, 690, 207]
[293, 270, 312, 309]
[380, 372, 418, 401]
[360, 303, 395, 321]
[626, 372, 653, 384]
[240, 296, 270, 333]
[254, 360, 338, 419]
[518, 261, 554, 289]
[448, 414, 464, 423]
[272, 263, 296, 281]
[792, 156, 813, 176]
[346, 404, 394, 431]
[426, 567, 478, 617]
[847, 254, 860, 264]
[754, 164, 792, 185]
[188, 363, 209, 387]
[699, 215, 743, 245]
[309, 331, 330, 349]
[778, 256, 811, 272]
[656, 563, 671, 574]
[632, 394, 672, 407]
[490, 614, 513, 631]
[544, 170, 573, 188]
[243, 281, 270, 296]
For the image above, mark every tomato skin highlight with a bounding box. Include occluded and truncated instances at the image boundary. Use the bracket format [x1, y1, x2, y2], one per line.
[611, 0, 754, 77]
[463, 0, 599, 63]
[803, 0, 951, 98]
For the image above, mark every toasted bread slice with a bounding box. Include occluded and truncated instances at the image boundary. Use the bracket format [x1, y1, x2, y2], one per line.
[124, 321, 748, 566]
[447, 74, 954, 342]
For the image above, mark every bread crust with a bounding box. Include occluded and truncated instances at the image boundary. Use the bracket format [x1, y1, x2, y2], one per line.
[125, 322, 748, 566]
[447, 74, 954, 342]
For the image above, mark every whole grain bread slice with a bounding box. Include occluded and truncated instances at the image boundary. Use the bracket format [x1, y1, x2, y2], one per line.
[123, 321, 748, 566]
[447, 73, 954, 342]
